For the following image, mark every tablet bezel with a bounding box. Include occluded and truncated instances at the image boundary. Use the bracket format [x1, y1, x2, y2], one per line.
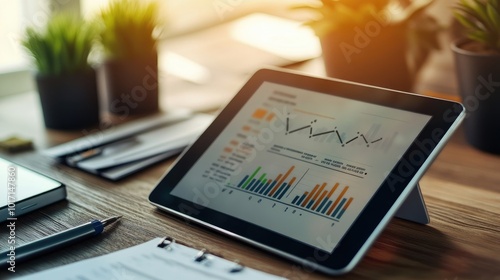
[149, 68, 465, 275]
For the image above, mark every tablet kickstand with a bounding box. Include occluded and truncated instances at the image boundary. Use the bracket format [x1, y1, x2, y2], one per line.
[394, 183, 430, 224]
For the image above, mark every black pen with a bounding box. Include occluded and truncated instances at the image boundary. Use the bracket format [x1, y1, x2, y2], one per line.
[1, 216, 121, 267]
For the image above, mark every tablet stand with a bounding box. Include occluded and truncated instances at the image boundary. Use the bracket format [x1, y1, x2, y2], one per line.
[394, 183, 430, 224]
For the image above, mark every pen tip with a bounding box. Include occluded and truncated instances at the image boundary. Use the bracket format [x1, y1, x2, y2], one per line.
[101, 215, 122, 227]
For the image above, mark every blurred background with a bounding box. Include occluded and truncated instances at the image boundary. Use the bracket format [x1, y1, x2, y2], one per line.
[0, 0, 458, 100]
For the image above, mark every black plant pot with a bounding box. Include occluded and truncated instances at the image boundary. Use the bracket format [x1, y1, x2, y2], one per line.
[36, 69, 100, 130]
[321, 23, 414, 92]
[102, 53, 159, 116]
[452, 40, 500, 155]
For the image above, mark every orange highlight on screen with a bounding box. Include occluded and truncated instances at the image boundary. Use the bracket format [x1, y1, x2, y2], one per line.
[223, 147, 233, 153]
[242, 125, 251, 132]
[266, 113, 275, 122]
[252, 109, 267, 119]
[230, 140, 239, 146]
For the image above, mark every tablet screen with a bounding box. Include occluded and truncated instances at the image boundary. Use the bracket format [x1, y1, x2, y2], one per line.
[170, 81, 432, 252]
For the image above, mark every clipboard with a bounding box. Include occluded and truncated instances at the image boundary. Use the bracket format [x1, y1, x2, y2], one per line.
[17, 237, 287, 280]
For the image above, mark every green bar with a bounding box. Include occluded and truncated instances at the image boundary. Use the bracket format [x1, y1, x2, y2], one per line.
[242, 166, 261, 189]
[247, 173, 266, 190]
[249, 173, 266, 191]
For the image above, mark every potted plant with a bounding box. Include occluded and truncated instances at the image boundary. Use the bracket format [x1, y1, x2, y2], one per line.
[295, 0, 440, 91]
[452, 0, 500, 154]
[22, 15, 99, 130]
[98, 0, 161, 116]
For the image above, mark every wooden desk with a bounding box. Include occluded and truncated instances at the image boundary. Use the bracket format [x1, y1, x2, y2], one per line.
[1, 25, 500, 280]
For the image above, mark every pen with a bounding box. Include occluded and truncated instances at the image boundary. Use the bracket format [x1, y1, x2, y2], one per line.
[1, 216, 121, 267]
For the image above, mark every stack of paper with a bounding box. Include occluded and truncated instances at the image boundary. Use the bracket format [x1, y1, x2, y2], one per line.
[43, 111, 214, 180]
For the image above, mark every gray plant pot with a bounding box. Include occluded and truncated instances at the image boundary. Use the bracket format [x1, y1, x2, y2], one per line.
[36, 69, 100, 130]
[452, 39, 500, 154]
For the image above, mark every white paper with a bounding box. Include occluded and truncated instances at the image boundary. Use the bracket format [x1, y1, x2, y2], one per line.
[76, 115, 214, 170]
[17, 238, 287, 280]
[42, 109, 193, 158]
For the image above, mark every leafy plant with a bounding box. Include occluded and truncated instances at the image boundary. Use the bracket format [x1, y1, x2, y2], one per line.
[98, 0, 160, 59]
[453, 0, 500, 52]
[294, 0, 441, 73]
[21, 15, 96, 76]
[295, 0, 436, 37]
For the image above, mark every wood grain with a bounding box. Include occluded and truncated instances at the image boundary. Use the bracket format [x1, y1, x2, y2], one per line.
[1, 125, 500, 280]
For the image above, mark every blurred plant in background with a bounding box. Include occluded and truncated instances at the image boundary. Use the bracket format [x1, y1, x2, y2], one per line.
[453, 0, 500, 53]
[98, 0, 161, 59]
[22, 14, 97, 76]
[293, 0, 441, 91]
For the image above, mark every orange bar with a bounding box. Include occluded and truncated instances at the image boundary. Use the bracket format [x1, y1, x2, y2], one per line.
[343, 197, 353, 210]
[274, 174, 283, 183]
[269, 174, 282, 192]
[301, 184, 319, 207]
[312, 190, 328, 210]
[223, 147, 233, 153]
[326, 186, 349, 216]
[326, 183, 339, 199]
[288, 177, 297, 187]
[252, 109, 267, 119]
[242, 125, 251, 132]
[311, 183, 327, 210]
[266, 113, 275, 122]
[269, 166, 295, 197]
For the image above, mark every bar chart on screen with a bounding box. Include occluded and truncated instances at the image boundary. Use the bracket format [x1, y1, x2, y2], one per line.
[221, 161, 355, 222]
[171, 81, 434, 250]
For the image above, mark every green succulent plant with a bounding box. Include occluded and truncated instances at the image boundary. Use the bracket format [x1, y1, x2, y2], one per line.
[98, 0, 160, 59]
[21, 15, 96, 76]
[453, 0, 500, 52]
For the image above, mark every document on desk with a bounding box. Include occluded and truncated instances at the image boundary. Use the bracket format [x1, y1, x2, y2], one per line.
[18, 238, 287, 280]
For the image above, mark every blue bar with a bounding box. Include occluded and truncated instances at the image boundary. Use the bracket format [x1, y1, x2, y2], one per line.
[237, 175, 249, 188]
[273, 183, 288, 198]
[255, 182, 271, 193]
[316, 197, 329, 213]
[296, 194, 307, 206]
[263, 181, 278, 196]
[247, 179, 257, 191]
[258, 183, 269, 194]
[251, 180, 265, 192]
[306, 200, 315, 209]
[337, 208, 347, 219]
[278, 185, 290, 200]
[291, 195, 300, 204]
[332, 198, 347, 217]
[321, 201, 332, 214]
[254, 180, 266, 193]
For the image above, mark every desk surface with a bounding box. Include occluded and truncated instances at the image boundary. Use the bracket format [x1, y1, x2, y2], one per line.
[1, 21, 500, 280]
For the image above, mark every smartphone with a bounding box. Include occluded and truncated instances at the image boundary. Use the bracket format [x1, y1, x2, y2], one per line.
[1, 157, 66, 221]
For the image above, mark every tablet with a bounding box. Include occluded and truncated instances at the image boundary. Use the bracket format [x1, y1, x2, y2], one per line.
[1, 157, 66, 221]
[149, 68, 465, 275]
